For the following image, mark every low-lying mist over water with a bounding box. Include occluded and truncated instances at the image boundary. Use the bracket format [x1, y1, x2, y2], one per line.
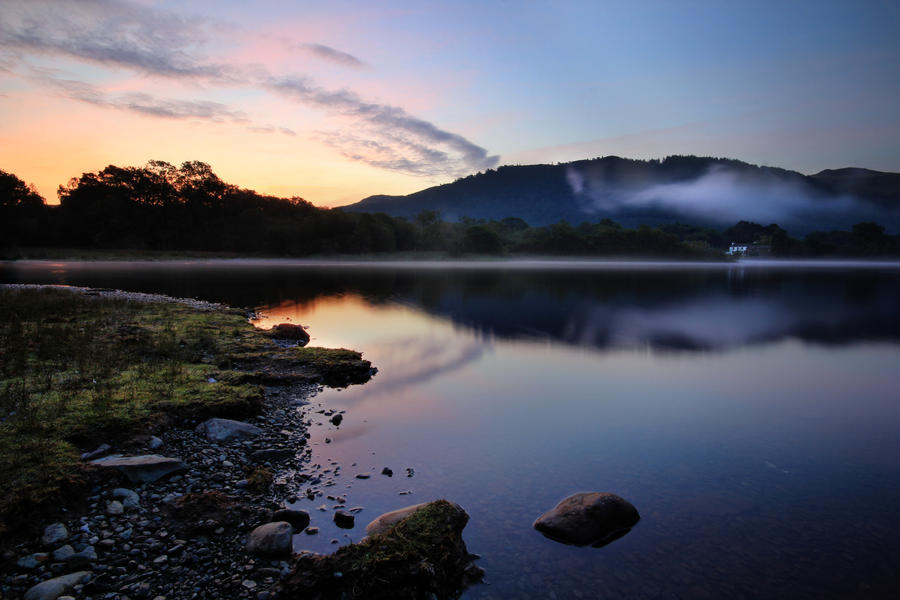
[5, 259, 900, 352]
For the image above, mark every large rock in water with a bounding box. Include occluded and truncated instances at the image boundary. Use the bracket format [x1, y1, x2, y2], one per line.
[365, 501, 432, 537]
[24, 571, 91, 600]
[246, 522, 293, 557]
[195, 417, 263, 442]
[90, 454, 187, 483]
[279, 500, 483, 599]
[267, 323, 310, 344]
[533, 492, 640, 547]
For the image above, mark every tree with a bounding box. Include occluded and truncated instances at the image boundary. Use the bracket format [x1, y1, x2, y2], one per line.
[0, 170, 44, 210]
[464, 224, 503, 254]
[0, 170, 46, 250]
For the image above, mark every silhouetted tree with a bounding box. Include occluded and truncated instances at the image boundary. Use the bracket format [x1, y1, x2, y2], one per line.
[1, 170, 46, 251]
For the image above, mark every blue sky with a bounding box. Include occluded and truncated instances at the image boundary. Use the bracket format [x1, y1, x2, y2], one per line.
[1, 0, 898, 205]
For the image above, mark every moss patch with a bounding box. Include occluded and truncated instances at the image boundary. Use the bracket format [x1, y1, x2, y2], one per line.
[0, 287, 272, 529]
[232, 345, 376, 388]
[278, 500, 483, 600]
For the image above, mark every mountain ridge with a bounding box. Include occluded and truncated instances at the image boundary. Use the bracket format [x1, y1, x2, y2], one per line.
[341, 155, 900, 233]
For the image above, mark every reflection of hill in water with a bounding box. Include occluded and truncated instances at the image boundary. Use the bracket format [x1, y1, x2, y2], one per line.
[398, 269, 900, 351]
[3, 261, 900, 352]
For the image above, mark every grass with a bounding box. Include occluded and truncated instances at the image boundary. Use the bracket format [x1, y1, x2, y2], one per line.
[0, 287, 274, 530]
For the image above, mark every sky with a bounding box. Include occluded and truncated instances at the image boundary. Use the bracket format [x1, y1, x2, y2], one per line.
[1, 0, 898, 207]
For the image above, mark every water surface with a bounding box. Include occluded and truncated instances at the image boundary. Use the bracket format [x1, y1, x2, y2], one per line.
[3, 259, 900, 598]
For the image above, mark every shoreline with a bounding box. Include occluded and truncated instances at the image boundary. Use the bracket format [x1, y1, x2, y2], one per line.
[0, 285, 375, 599]
[6, 257, 900, 271]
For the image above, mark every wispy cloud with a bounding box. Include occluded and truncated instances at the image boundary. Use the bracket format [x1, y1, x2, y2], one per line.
[248, 124, 297, 136]
[268, 75, 499, 176]
[0, 0, 499, 178]
[303, 43, 368, 69]
[0, 0, 233, 79]
[38, 75, 249, 123]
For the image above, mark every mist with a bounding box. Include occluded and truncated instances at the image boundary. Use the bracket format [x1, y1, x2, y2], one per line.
[567, 164, 878, 227]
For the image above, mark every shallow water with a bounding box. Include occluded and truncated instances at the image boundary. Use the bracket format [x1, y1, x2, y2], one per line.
[3, 259, 900, 598]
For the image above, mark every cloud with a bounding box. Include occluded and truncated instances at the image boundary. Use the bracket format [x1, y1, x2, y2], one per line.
[303, 43, 368, 69]
[0, 0, 233, 79]
[39, 75, 249, 123]
[248, 124, 297, 136]
[268, 75, 499, 176]
[0, 0, 498, 179]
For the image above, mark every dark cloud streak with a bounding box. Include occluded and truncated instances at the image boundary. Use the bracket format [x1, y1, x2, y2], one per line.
[303, 43, 368, 69]
[39, 75, 249, 123]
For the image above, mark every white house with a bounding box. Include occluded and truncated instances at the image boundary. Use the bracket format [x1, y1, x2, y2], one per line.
[727, 243, 748, 255]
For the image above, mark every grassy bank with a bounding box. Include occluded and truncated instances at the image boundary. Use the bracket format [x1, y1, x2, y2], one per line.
[0, 287, 272, 528]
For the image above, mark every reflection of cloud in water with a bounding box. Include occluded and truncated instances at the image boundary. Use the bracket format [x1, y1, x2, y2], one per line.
[603, 297, 794, 350]
[559, 293, 891, 351]
[329, 422, 374, 444]
[344, 337, 488, 401]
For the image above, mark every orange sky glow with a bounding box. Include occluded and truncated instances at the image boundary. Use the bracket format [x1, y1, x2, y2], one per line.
[1, 1, 898, 208]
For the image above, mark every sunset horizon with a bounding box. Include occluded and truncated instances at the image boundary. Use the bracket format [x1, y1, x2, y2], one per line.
[3, 0, 899, 207]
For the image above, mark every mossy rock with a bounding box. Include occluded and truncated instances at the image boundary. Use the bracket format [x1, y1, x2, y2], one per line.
[289, 347, 376, 388]
[277, 500, 483, 600]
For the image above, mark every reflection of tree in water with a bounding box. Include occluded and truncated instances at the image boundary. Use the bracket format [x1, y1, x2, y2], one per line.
[3, 262, 899, 351]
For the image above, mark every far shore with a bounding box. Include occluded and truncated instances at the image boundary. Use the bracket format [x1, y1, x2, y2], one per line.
[5, 254, 900, 271]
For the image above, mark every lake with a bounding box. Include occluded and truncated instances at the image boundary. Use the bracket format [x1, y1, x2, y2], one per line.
[3, 259, 900, 598]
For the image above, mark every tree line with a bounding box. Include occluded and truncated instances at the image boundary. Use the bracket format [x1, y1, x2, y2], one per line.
[1, 162, 897, 258]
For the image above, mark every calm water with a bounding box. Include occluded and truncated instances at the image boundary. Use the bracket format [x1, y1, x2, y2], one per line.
[3, 259, 900, 598]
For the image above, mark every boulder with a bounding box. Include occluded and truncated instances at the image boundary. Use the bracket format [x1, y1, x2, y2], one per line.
[41, 523, 68, 546]
[533, 492, 640, 547]
[106, 500, 124, 515]
[279, 500, 482, 599]
[195, 418, 263, 442]
[90, 455, 187, 483]
[273, 509, 310, 531]
[24, 571, 91, 600]
[246, 522, 293, 557]
[267, 323, 310, 344]
[365, 501, 432, 537]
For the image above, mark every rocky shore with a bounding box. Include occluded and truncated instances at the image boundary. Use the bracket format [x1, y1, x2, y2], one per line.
[3, 379, 321, 598]
[0, 285, 483, 600]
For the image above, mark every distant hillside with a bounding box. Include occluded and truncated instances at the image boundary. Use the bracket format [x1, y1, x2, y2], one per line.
[343, 156, 900, 233]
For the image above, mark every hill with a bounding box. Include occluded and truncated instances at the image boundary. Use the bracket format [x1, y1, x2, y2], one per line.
[343, 156, 900, 233]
